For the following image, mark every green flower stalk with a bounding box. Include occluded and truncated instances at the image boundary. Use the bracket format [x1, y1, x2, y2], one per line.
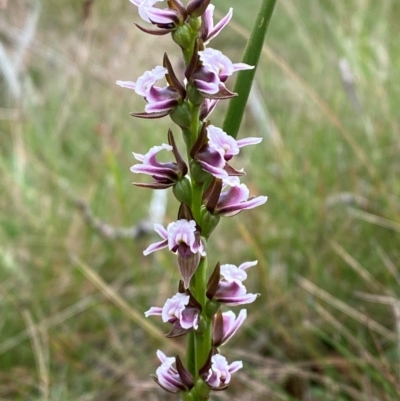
[117, 0, 276, 399]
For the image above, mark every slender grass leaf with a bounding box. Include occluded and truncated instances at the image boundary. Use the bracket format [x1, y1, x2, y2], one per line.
[222, 0, 277, 139]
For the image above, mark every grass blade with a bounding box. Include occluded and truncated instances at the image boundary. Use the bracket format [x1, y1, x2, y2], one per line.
[222, 0, 277, 139]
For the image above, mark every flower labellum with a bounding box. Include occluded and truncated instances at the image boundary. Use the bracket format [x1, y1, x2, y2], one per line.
[152, 350, 193, 393]
[204, 354, 243, 389]
[143, 219, 205, 288]
[145, 292, 200, 334]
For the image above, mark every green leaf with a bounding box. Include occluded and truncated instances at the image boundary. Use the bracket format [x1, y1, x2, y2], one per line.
[222, 0, 277, 139]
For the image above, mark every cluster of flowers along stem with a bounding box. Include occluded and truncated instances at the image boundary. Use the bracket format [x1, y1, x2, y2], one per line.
[117, 0, 267, 399]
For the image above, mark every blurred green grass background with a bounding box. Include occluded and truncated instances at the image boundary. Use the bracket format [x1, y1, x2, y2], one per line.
[1, 0, 400, 400]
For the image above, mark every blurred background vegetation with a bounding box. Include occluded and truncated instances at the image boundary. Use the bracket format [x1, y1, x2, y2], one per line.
[1, 0, 400, 400]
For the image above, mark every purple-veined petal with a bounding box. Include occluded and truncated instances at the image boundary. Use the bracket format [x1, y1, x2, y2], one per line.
[143, 238, 168, 255]
[116, 80, 136, 90]
[222, 176, 240, 187]
[144, 86, 180, 113]
[193, 78, 220, 95]
[155, 353, 185, 393]
[214, 309, 247, 346]
[131, 164, 178, 179]
[146, 7, 179, 25]
[144, 306, 163, 317]
[153, 223, 168, 239]
[220, 264, 248, 282]
[207, 125, 239, 160]
[156, 349, 170, 364]
[238, 260, 258, 271]
[145, 98, 178, 113]
[167, 220, 197, 253]
[204, 5, 233, 44]
[130, 144, 180, 185]
[232, 62, 254, 72]
[228, 360, 243, 374]
[217, 195, 268, 217]
[161, 293, 189, 323]
[181, 305, 199, 330]
[135, 66, 167, 97]
[214, 280, 258, 306]
[195, 145, 228, 179]
[148, 293, 200, 330]
[216, 181, 268, 217]
[130, 0, 164, 23]
[217, 183, 249, 208]
[236, 136, 263, 148]
[197, 160, 228, 179]
[199, 48, 253, 82]
[201, 4, 214, 40]
[205, 354, 242, 388]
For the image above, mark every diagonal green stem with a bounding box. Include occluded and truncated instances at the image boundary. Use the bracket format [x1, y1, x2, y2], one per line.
[223, 0, 278, 139]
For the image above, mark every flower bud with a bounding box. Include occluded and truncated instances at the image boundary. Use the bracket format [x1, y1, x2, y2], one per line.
[187, 83, 204, 106]
[170, 102, 192, 129]
[204, 299, 220, 320]
[200, 206, 220, 237]
[187, 0, 211, 18]
[172, 24, 194, 50]
[173, 176, 192, 205]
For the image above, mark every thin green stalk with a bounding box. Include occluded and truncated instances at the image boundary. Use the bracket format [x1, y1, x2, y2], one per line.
[223, 0, 277, 139]
[186, 331, 196, 376]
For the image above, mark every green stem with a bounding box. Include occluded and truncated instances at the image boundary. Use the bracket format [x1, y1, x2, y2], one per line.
[186, 331, 196, 375]
[194, 320, 212, 376]
[222, 0, 278, 139]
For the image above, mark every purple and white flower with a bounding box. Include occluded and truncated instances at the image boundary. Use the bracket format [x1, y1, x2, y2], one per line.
[211, 260, 259, 306]
[117, 65, 166, 96]
[143, 219, 205, 288]
[153, 350, 193, 393]
[129, 0, 164, 23]
[208, 125, 262, 161]
[143, 219, 205, 256]
[131, 144, 178, 188]
[193, 49, 253, 96]
[195, 125, 262, 179]
[214, 280, 258, 306]
[220, 260, 258, 282]
[214, 176, 268, 217]
[204, 354, 243, 389]
[201, 5, 233, 44]
[145, 292, 200, 331]
[212, 309, 247, 347]
[200, 48, 253, 81]
[117, 66, 180, 117]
